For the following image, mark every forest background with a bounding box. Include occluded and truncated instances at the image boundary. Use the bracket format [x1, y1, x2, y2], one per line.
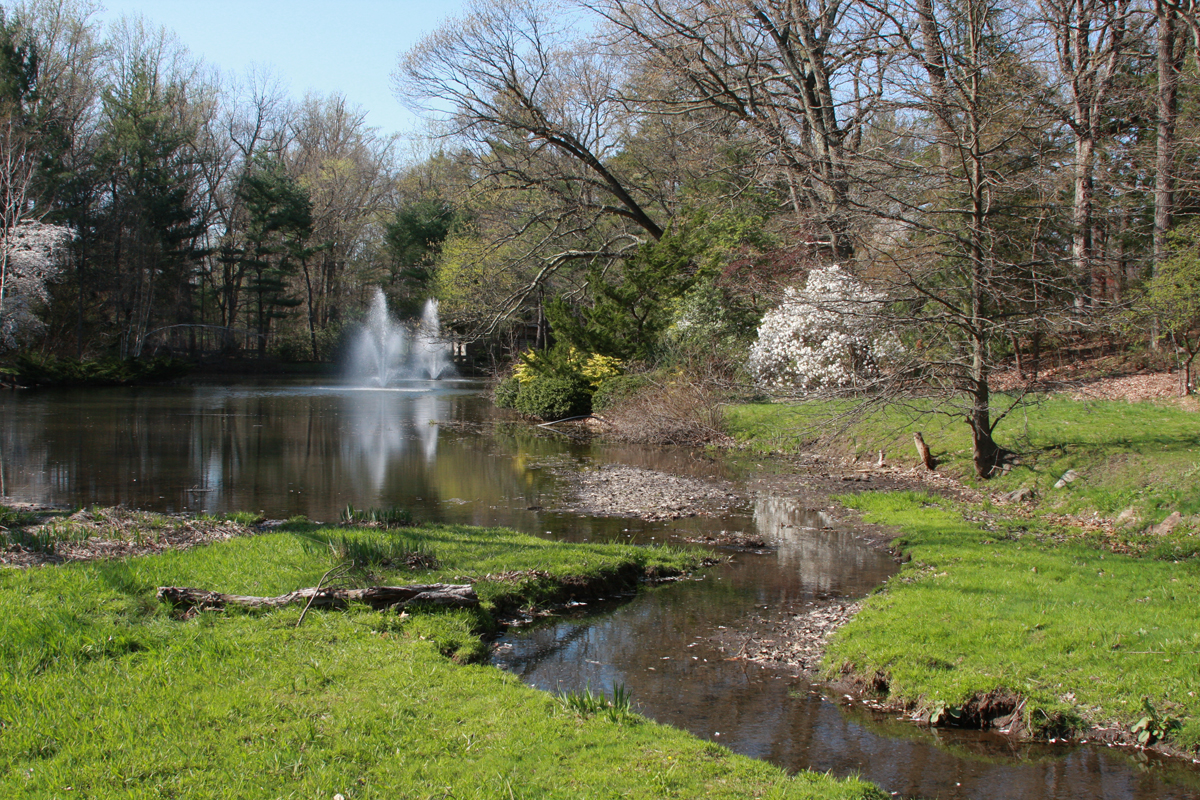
[1, 0, 1199, 475]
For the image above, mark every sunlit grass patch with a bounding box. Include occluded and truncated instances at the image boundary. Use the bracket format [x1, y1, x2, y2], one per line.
[0, 521, 883, 799]
[295, 528, 440, 572]
[826, 491, 1200, 748]
[725, 396, 1200, 527]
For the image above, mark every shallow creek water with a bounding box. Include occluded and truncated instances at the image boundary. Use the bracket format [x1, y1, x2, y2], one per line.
[2, 380, 1198, 799]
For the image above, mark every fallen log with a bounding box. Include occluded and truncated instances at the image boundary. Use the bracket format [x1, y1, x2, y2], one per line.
[157, 584, 478, 611]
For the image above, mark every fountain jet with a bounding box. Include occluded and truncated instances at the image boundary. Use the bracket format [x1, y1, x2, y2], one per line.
[348, 289, 456, 385]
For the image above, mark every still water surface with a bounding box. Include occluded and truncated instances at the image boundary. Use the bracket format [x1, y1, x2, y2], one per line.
[1, 380, 1197, 799]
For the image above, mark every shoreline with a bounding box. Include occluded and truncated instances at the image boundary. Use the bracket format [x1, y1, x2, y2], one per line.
[555, 455, 1200, 766]
[0, 509, 884, 799]
[7, 453, 1200, 768]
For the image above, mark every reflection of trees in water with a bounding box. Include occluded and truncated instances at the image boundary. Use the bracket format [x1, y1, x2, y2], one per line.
[753, 496, 892, 596]
[501, 570, 1198, 800]
[1, 386, 581, 519]
[0, 394, 48, 499]
[498, 578, 891, 781]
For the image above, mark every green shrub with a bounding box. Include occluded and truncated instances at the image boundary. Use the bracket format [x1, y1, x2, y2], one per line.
[592, 374, 650, 413]
[12, 354, 190, 387]
[493, 375, 520, 408]
[513, 373, 592, 420]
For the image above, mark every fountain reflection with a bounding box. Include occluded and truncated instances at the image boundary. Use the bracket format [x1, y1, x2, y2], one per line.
[0, 382, 505, 521]
[342, 390, 442, 493]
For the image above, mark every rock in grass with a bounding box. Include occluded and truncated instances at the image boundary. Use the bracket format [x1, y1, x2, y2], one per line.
[1114, 508, 1140, 529]
[999, 486, 1036, 504]
[1053, 469, 1080, 489]
[1151, 512, 1183, 537]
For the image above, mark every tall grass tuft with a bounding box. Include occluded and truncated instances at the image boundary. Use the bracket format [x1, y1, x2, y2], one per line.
[295, 530, 439, 571]
[340, 505, 415, 528]
[0, 512, 87, 554]
[559, 682, 634, 722]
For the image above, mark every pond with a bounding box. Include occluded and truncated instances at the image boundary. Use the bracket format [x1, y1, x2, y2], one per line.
[1, 379, 1197, 799]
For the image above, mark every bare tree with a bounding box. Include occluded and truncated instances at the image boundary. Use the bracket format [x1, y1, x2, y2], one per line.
[399, 0, 663, 238]
[287, 93, 395, 356]
[199, 67, 294, 352]
[1159, 0, 1200, 68]
[0, 118, 38, 339]
[591, 0, 897, 259]
[865, 0, 1071, 477]
[1153, 0, 1188, 284]
[1042, 0, 1135, 305]
[396, 0, 674, 336]
[0, 121, 72, 348]
[4, 1, 104, 356]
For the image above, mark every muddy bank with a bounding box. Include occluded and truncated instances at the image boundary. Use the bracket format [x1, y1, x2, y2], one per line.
[0, 506, 254, 567]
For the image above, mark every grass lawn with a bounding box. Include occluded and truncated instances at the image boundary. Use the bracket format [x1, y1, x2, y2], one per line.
[726, 395, 1200, 749]
[825, 492, 1200, 748]
[0, 516, 884, 799]
[725, 395, 1200, 527]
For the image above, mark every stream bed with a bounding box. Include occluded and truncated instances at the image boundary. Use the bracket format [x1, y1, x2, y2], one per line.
[2, 380, 1198, 799]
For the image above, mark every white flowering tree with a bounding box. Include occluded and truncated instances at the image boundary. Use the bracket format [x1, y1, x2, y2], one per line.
[0, 220, 73, 350]
[747, 266, 901, 392]
[0, 114, 73, 350]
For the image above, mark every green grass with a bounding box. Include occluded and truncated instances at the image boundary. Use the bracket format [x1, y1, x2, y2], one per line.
[825, 491, 1200, 748]
[0, 506, 54, 551]
[0, 517, 882, 799]
[725, 396, 1200, 526]
[339, 504, 415, 528]
[558, 681, 635, 722]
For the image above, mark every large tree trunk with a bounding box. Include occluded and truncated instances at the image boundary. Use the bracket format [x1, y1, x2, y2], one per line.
[968, 377, 1007, 478]
[1154, 1, 1181, 270]
[1072, 135, 1096, 308]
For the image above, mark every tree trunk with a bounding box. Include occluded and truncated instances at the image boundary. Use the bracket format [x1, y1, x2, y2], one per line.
[302, 257, 318, 361]
[1154, 0, 1181, 278]
[968, 377, 1008, 478]
[1072, 135, 1095, 309]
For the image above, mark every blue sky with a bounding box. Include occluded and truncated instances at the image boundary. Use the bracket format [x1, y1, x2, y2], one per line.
[97, 1, 465, 139]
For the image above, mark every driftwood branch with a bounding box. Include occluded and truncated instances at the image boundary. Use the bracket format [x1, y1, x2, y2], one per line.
[296, 563, 353, 628]
[157, 584, 479, 611]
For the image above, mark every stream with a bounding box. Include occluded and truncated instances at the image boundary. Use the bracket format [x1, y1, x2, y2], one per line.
[1, 379, 1197, 799]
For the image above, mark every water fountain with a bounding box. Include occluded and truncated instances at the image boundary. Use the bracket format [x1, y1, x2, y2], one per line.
[347, 288, 456, 384]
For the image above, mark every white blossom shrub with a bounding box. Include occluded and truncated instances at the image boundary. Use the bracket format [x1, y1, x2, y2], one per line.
[0, 221, 73, 349]
[747, 265, 902, 391]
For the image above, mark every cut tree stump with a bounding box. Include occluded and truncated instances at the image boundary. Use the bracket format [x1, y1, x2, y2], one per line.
[157, 584, 478, 611]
